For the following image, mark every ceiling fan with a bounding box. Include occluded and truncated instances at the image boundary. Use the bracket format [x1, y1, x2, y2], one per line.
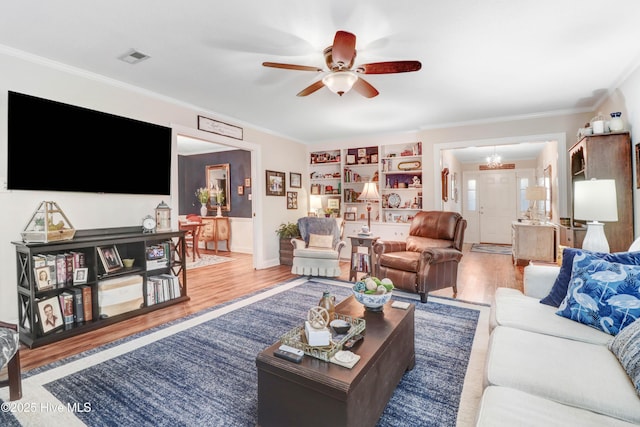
[262, 30, 421, 98]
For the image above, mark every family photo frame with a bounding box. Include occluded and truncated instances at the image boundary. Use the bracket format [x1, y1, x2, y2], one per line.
[97, 245, 123, 273]
[289, 172, 302, 188]
[37, 296, 63, 334]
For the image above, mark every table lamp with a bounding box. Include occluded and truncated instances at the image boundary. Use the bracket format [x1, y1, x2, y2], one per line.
[525, 186, 546, 224]
[573, 178, 618, 253]
[357, 182, 380, 234]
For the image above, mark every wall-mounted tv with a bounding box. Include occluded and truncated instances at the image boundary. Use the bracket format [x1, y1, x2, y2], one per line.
[7, 91, 172, 195]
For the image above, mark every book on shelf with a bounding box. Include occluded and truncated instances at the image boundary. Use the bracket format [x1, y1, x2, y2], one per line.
[71, 251, 86, 270]
[70, 287, 84, 323]
[146, 242, 171, 270]
[59, 291, 75, 326]
[56, 254, 67, 287]
[147, 273, 180, 305]
[79, 284, 92, 322]
[64, 253, 74, 286]
[45, 254, 58, 287]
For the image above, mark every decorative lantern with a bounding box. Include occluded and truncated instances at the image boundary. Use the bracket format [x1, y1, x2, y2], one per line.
[155, 201, 172, 232]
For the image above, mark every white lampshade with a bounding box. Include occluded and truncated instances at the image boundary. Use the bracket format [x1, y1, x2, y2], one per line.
[525, 186, 546, 201]
[574, 179, 618, 253]
[574, 179, 618, 222]
[310, 196, 323, 210]
[358, 182, 381, 201]
[322, 71, 358, 96]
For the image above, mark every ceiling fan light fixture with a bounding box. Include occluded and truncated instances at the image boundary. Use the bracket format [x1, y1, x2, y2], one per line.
[322, 71, 358, 96]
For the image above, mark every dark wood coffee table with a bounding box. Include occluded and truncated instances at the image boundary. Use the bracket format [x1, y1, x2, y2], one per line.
[256, 295, 415, 427]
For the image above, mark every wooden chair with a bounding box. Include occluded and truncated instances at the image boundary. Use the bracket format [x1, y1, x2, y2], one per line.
[180, 214, 203, 262]
[0, 321, 22, 401]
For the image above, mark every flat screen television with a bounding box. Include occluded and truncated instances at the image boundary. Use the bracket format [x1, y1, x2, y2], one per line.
[7, 91, 172, 195]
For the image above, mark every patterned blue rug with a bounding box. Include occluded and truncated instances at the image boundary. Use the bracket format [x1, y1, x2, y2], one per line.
[3, 278, 484, 426]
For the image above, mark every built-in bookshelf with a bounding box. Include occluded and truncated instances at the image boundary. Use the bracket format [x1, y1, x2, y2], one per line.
[12, 227, 187, 348]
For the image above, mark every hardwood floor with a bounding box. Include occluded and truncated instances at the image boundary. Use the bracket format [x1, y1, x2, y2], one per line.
[19, 243, 523, 372]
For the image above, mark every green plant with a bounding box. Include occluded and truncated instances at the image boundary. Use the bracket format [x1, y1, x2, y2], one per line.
[275, 222, 299, 239]
[195, 187, 210, 204]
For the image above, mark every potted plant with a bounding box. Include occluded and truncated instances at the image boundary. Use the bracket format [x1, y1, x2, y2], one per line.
[276, 222, 300, 266]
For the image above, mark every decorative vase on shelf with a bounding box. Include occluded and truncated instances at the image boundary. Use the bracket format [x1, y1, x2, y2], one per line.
[216, 205, 222, 217]
[200, 204, 208, 216]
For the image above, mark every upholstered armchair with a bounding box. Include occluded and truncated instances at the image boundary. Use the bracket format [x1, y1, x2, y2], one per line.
[291, 217, 346, 277]
[0, 321, 22, 401]
[373, 211, 467, 303]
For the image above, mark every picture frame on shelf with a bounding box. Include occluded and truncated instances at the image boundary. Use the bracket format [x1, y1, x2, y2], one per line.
[327, 198, 340, 210]
[37, 296, 64, 335]
[344, 212, 356, 221]
[35, 266, 53, 291]
[265, 170, 286, 196]
[371, 154, 378, 164]
[73, 267, 88, 284]
[346, 154, 356, 165]
[358, 148, 367, 158]
[287, 191, 298, 209]
[310, 184, 321, 195]
[97, 245, 123, 273]
[290, 172, 302, 188]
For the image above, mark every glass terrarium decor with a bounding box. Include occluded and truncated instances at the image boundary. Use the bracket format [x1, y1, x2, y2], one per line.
[21, 201, 76, 243]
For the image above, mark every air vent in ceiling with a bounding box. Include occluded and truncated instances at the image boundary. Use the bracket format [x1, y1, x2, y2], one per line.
[118, 49, 150, 64]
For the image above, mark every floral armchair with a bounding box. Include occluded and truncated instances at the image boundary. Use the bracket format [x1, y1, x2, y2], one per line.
[291, 217, 345, 277]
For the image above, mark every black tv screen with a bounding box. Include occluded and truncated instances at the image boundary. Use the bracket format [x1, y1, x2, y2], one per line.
[7, 91, 172, 195]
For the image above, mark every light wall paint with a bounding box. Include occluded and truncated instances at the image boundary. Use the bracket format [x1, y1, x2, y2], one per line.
[1, 47, 639, 322]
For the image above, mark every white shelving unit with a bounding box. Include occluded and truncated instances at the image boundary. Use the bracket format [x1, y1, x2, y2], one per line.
[379, 142, 423, 223]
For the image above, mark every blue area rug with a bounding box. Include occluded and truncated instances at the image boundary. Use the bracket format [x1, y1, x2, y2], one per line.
[5, 278, 482, 426]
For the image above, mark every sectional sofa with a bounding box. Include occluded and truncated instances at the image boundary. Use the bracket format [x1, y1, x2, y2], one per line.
[476, 248, 640, 426]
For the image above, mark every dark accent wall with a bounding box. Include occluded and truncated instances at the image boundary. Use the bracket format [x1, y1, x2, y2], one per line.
[178, 150, 252, 218]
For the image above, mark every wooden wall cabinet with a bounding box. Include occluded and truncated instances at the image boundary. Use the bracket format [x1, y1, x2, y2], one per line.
[569, 132, 633, 253]
[201, 216, 231, 254]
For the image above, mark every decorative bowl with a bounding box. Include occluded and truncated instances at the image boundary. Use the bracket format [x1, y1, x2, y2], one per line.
[123, 258, 135, 268]
[330, 319, 351, 334]
[352, 289, 392, 312]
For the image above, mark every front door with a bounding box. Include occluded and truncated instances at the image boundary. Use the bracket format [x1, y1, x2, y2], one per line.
[479, 171, 517, 244]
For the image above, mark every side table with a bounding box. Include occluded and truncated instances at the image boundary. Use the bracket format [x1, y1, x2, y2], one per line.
[348, 235, 379, 281]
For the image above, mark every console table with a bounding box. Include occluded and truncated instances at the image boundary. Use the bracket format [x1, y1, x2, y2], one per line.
[511, 221, 557, 265]
[200, 216, 230, 254]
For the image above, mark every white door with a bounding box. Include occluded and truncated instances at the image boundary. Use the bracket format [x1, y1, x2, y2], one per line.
[479, 171, 517, 244]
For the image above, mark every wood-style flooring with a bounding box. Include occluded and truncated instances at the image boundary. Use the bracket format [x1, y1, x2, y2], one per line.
[19, 243, 523, 372]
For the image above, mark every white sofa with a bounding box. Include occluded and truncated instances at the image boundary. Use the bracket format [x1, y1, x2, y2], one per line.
[476, 263, 640, 426]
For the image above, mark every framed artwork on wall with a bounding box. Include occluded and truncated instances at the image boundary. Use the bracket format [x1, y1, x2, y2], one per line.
[290, 172, 302, 188]
[287, 191, 298, 209]
[266, 170, 285, 196]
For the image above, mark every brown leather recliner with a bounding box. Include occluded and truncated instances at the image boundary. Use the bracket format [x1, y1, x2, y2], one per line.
[373, 211, 467, 303]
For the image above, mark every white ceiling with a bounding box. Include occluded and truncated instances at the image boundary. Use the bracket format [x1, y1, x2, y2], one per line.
[2, 1, 640, 159]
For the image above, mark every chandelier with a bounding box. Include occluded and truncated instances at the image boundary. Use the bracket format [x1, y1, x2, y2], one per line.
[486, 146, 502, 169]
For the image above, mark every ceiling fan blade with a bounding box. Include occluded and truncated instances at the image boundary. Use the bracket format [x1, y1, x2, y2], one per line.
[296, 80, 325, 97]
[356, 60, 422, 74]
[332, 31, 356, 68]
[352, 77, 379, 98]
[262, 62, 323, 72]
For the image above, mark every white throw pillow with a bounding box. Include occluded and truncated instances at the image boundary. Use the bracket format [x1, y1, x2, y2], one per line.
[308, 234, 333, 248]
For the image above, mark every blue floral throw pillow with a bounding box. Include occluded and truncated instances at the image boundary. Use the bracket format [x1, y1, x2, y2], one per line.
[540, 248, 640, 307]
[557, 253, 640, 335]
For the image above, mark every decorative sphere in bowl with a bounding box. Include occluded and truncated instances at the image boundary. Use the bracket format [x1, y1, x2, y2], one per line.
[352, 289, 392, 312]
